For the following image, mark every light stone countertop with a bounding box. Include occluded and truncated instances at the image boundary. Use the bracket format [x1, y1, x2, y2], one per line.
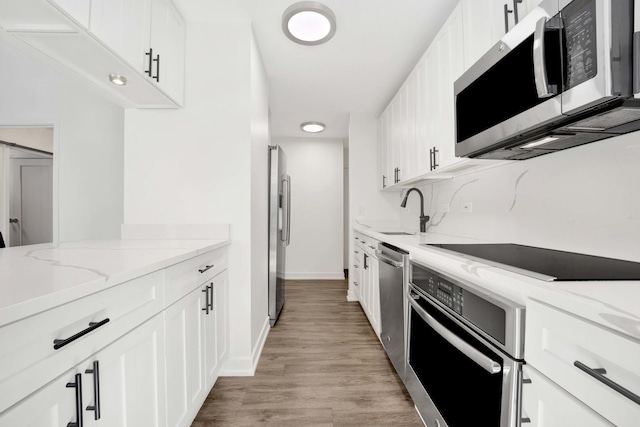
[0, 239, 229, 327]
[354, 226, 640, 342]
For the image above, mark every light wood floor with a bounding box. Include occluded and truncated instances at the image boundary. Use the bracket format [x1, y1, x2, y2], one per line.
[192, 280, 423, 426]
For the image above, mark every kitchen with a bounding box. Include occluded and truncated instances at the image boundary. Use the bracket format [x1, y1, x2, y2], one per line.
[1, 0, 639, 426]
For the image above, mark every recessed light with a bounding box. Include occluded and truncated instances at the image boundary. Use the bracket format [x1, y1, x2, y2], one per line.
[282, 2, 337, 46]
[301, 121, 325, 133]
[108, 73, 127, 86]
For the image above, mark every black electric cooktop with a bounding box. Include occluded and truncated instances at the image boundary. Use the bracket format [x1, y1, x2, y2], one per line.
[425, 243, 640, 281]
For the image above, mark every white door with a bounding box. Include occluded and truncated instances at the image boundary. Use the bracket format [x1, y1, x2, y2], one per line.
[9, 157, 53, 246]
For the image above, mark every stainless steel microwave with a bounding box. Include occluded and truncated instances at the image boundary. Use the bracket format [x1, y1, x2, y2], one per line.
[454, 0, 640, 160]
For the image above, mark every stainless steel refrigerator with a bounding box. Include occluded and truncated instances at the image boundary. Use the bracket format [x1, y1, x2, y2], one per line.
[268, 145, 291, 326]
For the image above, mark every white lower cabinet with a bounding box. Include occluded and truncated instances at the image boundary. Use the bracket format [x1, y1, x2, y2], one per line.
[0, 369, 77, 427]
[0, 313, 166, 427]
[0, 247, 229, 427]
[165, 270, 228, 427]
[355, 233, 381, 335]
[521, 365, 614, 427]
[525, 299, 640, 427]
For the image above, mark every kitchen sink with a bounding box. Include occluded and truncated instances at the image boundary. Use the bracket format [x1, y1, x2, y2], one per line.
[378, 231, 415, 236]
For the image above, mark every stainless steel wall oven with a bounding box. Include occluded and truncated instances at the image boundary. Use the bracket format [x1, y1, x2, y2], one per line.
[405, 260, 526, 427]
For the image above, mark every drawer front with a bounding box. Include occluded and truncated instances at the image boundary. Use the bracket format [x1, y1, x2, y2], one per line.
[525, 299, 640, 427]
[164, 248, 227, 307]
[0, 270, 164, 412]
[521, 366, 614, 427]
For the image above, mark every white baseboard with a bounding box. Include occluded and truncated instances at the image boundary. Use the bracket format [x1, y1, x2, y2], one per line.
[346, 288, 359, 301]
[219, 316, 270, 377]
[285, 272, 345, 280]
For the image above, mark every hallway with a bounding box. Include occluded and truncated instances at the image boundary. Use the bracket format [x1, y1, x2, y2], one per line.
[192, 280, 422, 426]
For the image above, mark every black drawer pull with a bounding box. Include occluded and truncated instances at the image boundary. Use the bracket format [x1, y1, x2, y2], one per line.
[54, 319, 110, 350]
[207, 284, 214, 311]
[145, 48, 153, 77]
[66, 373, 83, 427]
[574, 361, 640, 405]
[85, 360, 101, 420]
[199, 264, 214, 273]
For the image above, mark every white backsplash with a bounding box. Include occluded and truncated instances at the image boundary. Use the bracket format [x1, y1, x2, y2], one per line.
[400, 132, 640, 262]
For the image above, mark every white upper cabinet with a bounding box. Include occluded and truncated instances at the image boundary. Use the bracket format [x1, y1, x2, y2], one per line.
[0, 0, 185, 108]
[89, 0, 152, 73]
[462, 0, 544, 71]
[377, 1, 508, 190]
[149, 0, 186, 104]
[89, 0, 185, 104]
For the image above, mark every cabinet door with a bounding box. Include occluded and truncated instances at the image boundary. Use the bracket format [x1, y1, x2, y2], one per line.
[150, 0, 185, 104]
[462, 0, 495, 70]
[164, 287, 206, 427]
[214, 271, 228, 368]
[436, 4, 464, 169]
[89, 0, 152, 72]
[204, 272, 228, 390]
[377, 114, 388, 189]
[521, 366, 614, 427]
[389, 100, 402, 183]
[0, 369, 78, 427]
[424, 44, 440, 172]
[414, 58, 431, 176]
[83, 314, 166, 427]
[403, 74, 417, 181]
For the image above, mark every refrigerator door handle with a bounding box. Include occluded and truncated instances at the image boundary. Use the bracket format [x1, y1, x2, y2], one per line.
[281, 175, 291, 246]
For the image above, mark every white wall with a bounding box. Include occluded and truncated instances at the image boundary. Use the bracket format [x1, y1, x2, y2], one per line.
[399, 133, 640, 262]
[274, 137, 344, 280]
[249, 32, 270, 360]
[0, 38, 124, 243]
[347, 113, 401, 299]
[124, 21, 270, 375]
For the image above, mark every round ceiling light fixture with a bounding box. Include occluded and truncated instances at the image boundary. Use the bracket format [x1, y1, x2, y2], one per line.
[301, 121, 326, 133]
[108, 73, 127, 86]
[282, 1, 337, 46]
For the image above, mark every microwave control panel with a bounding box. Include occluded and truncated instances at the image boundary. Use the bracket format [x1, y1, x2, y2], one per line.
[563, 0, 597, 89]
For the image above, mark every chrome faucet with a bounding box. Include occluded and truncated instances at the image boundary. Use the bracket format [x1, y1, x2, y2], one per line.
[401, 188, 430, 233]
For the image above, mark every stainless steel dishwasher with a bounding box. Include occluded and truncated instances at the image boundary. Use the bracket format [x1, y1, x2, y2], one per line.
[377, 242, 409, 379]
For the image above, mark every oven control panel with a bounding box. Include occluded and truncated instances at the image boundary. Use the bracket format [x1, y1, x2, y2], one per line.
[424, 272, 464, 315]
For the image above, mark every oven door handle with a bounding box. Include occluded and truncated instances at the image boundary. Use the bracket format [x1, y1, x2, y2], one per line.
[408, 296, 502, 375]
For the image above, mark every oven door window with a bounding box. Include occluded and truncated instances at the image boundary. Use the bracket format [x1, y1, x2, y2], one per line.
[409, 299, 505, 426]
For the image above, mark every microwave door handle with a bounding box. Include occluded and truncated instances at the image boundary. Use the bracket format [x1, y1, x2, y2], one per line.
[533, 16, 554, 98]
[408, 296, 502, 375]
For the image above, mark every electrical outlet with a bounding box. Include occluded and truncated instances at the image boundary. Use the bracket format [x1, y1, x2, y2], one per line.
[462, 202, 473, 213]
[440, 203, 450, 213]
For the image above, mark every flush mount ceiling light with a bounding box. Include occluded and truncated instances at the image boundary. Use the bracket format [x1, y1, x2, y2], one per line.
[282, 1, 337, 46]
[108, 73, 127, 86]
[301, 121, 325, 133]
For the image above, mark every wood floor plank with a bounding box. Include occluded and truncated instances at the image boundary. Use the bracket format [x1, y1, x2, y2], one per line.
[192, 280, 423, 426]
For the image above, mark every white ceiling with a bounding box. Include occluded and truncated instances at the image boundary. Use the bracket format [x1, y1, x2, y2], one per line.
[173, 0, 458, 139]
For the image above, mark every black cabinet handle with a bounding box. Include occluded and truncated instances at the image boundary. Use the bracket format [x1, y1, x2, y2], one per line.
[207, 283, 214, 311]
[199, 264, 214, 273]
[504, 4, 513, 34]
[145, 48, 153, 77]
[85, 361, 101, 420]
[201, 287, 210, 314]
[66, 373, 83, 427]
[54, 319, 110, 350]
[153, 54, 160, 82]
[364, 253, 368, 270]
[429, 147, 440, 170]
[513, 0, 523, 24]
[574, 361, 640, 405]
[382, 175, 386, 188]
[396, 168, 401, 183]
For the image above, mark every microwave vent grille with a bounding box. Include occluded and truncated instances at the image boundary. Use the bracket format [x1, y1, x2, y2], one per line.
[565, 108, 640, 131]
